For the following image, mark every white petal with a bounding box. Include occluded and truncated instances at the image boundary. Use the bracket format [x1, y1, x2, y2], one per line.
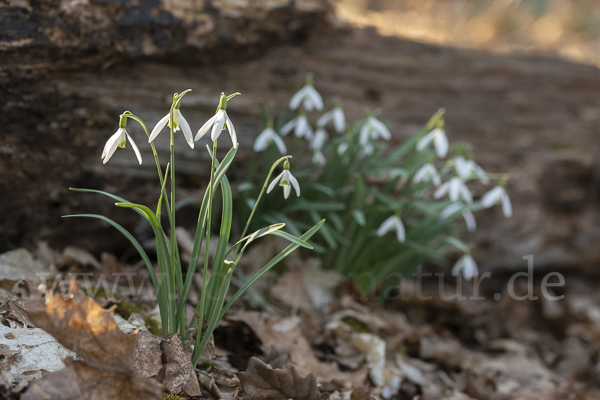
[462, 255, 478, 279]
[363, 143, 374, 155]
[440, 203, 462, 219]
[481, 186, 503, 208]
[149, 114, 169, 143]
[253, 129, 271, 152]
[416, 132, 434, 151]
[211, 110, 226, 141]
[272, 134, 287, 155]
[338, 142, 349, 155]
[289, 86, 308, 110]
[102, 129, 123, 163]
[377, 216, 397, 237]
[283, 184, 291, 199]
[433, 129, 448, 158]
[434, 181, 450, 199]
[280, 119, 296, 136]
[449, 178, 461, 202]
[333, 108, 346, 133]
[267, 171, 284, 194]
[462, 210, 476, 232]
[289, 172, 301, 197]
[370, 118, 391, 140]
[226, 116, 237, 147]
[395, 218, 406, 242]
[451, 257, 464, 276]
[295, 116, 308, 138]
[306, 86, 324, 110]
[303, 97, 314, 112]
[195, 114, 218, 141]
[501, 191, 512, 218]
[177, 111, 194, 149]
[311, 128, 327, 150]
[126, 132, 143, 165]
[359, 122, 371, 145]
[460, 184, 473, 204]
[316, 110, 333, 128]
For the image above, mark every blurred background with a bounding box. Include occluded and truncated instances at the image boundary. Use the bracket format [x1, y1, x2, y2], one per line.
[338, 0, 600, 65]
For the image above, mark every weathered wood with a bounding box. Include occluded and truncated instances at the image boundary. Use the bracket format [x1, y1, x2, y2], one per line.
[2, 1, 600, 270]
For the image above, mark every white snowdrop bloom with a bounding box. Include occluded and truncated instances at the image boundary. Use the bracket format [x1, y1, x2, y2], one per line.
[280, 114, 313, 139]
[440, 203, 476, 232]
[481, 186, 512, 217]
[434, 177, 473, 203]
[312, 150, 326, 166]
[148, 107, 194, 149]
[195, 92, 239, 147]
[376, 215, 406, 243]
[289, 79, 323, 111]
[362, 143, 374, 156]
[452, 156, 489, 184]
[102, 115, 142, 165]
[253, 127, 287, 155]
[317, 107, 346, 134]
[413, 163, 441, 186]
[359, 116, 391, 145]
[267, 161, 300, 199]
[310, 128, 328, 151]
[416, 128, 448, 158]
[337, 141, 349, 155]
[452, 254, 478, 280]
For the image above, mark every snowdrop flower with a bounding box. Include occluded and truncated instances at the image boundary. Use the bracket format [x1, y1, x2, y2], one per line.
[481, 185, 512, 217]
[362, 143, 374, 156]
[337, 141, 349, 155]
[148, 96, 194, 149]
[267, 160, 300, 199]
[359, 116, 391, 145]
[102, 113, 142, 165]
[280, 113, 313, 139]
[317, 106, 346, 134]
[376, 215, 406, 243]
[195, 92, 240, 147]
[452, 156, 489, 184]
[312, 150, 326, 166]
[417, 128, 448, 158]
[254, 125, 287, 155]
[289, 74, 323, 111]
[440, 203, 476, 232]
[434, 177, 473, 203]
[413, 163, 441, 186]
[310, 128, 328, 151]
[452, 254, 478, 280]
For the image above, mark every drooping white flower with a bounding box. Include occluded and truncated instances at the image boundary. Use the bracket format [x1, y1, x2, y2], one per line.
[440, 203, 476, 232]
[434, 177, 473, 203]
[102, 115, 142, 165]
[337, 141, 349, 155]
[359, 116, 391, 145]
[195, 92, 239, 147]
[376, 215, 406, 243]
[362, 143, 374, 156]
[417, 128, 448, 158]
[310, 128, 328, 151]
[452, 156, 489, 184]
[253, 127, 287, 155]
[289, 76, 323, 111]
[149, 109, 194, 149]
[267, 161, 300, 199]
[481, 186, 512, 217]
[280, 114, 313, 139]
[312, 150, 326, 166]
[452, 254, 478, 280]
[413, 163, 441, 186]
[317, 107, 346, 134]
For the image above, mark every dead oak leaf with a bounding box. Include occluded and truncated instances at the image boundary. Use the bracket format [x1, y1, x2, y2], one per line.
[162, 333, 202, 397]
[239, 357, 319, 400]
[22, 281, 161, 400]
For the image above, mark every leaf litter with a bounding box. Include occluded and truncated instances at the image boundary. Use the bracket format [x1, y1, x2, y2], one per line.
[0, 243, 598, 399]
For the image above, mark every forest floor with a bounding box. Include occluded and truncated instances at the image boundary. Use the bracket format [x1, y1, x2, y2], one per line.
[0, 239, 599, 400]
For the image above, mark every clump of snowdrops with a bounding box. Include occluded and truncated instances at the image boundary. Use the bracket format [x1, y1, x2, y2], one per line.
[66, 90, 323, 365]
[239, 74, 512, 297]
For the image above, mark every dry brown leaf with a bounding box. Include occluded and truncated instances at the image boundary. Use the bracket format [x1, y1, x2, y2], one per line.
[162, 333, 202, 397]
[132, 331, 163, 379]
[239, 357, 319, 400]
[21, 281, 162, 400]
